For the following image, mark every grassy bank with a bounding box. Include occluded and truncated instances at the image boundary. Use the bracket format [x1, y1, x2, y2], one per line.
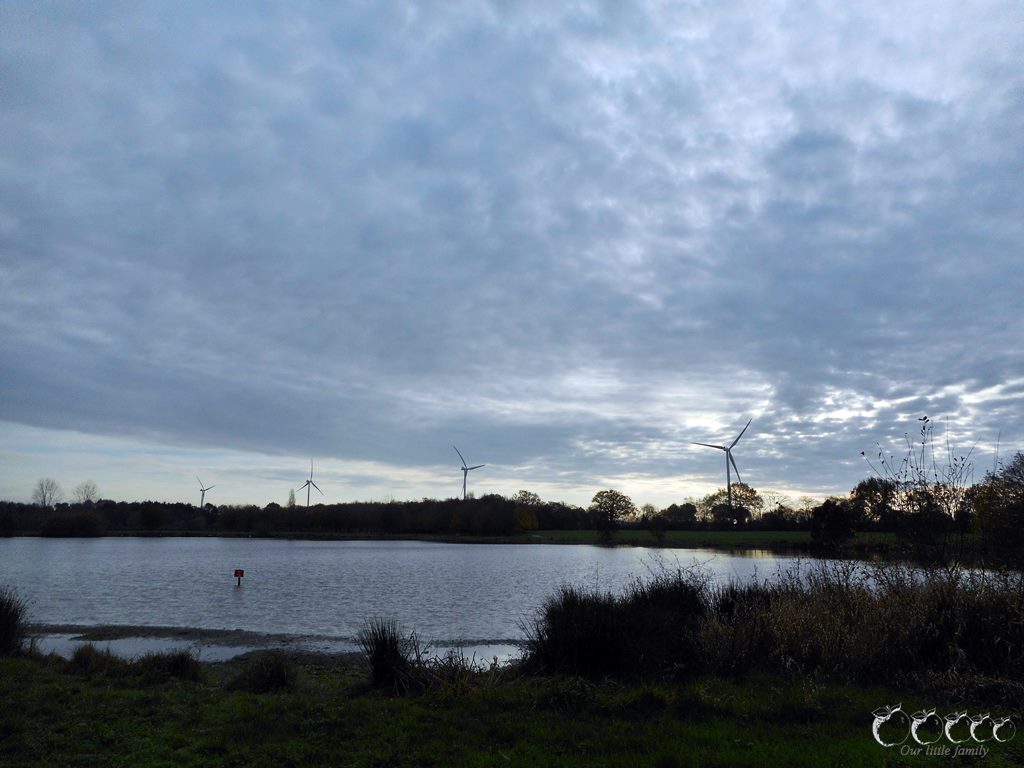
[4, 561, 1022, 765]
[4, 650, 1022, 767]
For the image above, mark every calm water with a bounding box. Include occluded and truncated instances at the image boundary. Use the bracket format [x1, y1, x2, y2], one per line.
[0, 538, 808, 653]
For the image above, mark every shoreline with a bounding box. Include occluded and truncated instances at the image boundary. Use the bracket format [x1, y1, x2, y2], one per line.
[26, 622, 525, 664]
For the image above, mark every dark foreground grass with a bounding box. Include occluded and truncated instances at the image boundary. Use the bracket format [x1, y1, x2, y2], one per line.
[4, 651, 1022, 768]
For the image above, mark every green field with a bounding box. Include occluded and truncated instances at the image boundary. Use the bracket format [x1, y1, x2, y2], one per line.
[3, 652, 1020, 767]
[528, 529, 819, 548]
[518, 529, 906, 552]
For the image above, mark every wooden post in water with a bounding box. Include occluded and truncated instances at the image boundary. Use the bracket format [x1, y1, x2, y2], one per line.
[234, 568, 244, 587]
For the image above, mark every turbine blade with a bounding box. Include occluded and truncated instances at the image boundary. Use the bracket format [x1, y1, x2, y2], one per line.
[468, 464, 485, 470]
[730, 418, 752, 449]
[729, 452, 742, 484]
[692, 442, 726, 450]
[207, 485, 215, 491]
[197, 476, 203, 488]
[311, 481, 323, 495]
[453, 445, 467, 466]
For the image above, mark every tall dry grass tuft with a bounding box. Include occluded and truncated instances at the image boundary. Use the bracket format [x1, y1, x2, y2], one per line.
[357, 618, 415, 691]
[699, 561, 1024, 683]
[0, 586, 28, 656]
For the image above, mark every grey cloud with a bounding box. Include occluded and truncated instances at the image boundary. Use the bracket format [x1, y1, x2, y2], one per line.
[1, 1, 1022, 500]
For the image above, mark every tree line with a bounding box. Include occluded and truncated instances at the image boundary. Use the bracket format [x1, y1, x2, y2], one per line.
[4, 449, 1022, 563]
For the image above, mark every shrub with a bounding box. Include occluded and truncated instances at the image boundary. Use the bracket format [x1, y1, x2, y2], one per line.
[522, 586, 626, 678]
[0, 586, 28, 655]
[67, 644, 127, 676]
[227, 651, 296, 696]
[522, 573, 707, 679]
[134, 650, 203, 683]
[226, 651, 297, 693]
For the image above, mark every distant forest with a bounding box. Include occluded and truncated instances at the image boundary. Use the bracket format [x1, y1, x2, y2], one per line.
[2, 451, 1021, 563]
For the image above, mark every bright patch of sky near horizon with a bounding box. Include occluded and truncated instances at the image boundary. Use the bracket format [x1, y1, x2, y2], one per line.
[1, 1, 1021, 507]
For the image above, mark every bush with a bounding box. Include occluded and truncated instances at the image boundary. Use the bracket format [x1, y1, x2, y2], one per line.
[522, 572, 707, 679]
[226, 651, 297, 693]
[522, 586, 625, 678]
[0, 586, 28, 655]
[134, 650, 202, 683]
[67, 644, 127, 676]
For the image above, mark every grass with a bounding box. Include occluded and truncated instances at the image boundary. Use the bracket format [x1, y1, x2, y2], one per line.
[523, 529, 908, 552]
[513, 529, 822, 549]
[4, 651, 1022, 767]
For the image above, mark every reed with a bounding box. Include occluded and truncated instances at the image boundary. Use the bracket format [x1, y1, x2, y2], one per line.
[520, 561, 1024, 689]
[0, 586, 28, 656]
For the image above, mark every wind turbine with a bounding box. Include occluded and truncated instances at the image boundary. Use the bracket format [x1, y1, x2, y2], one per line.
[692, 418, 752, 512]
[453, 446, 485, 500]
[196, 476, 215, 508]
[297, 459, 323, 508]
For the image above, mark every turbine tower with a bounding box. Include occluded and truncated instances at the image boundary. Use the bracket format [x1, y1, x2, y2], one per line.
[692, 418, 752, 512]
[453, 446, 485, 500]
[196, 476, 215, 508]
[298, 459, 323, 508]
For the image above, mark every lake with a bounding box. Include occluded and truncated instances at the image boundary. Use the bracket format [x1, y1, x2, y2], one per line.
[0, 537, 812, 660]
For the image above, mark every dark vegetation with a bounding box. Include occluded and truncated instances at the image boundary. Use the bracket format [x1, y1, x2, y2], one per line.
[357, 617, 412, 690]
[65, 643, 203, 682]
[11, 649, 1017, 768]
[521, 577, 705, 679]
[225, 651, 298, 693]
[0, 493, 589, 539]
[520, 562, 1024, 701]
[341, 558, 1024, 707]
[0, 586, 28, 656]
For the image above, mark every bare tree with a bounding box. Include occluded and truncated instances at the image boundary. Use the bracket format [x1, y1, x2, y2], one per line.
[73, 480, 99, 504]
[760, 489, 790, 515]
[32, 478, 63, 508]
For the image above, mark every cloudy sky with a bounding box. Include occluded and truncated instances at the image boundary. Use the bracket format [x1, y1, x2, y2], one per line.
[1, 1, 1021, 508]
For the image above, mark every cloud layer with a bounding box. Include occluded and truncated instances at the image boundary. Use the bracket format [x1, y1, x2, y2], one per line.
[1, 1, 1022, 504]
